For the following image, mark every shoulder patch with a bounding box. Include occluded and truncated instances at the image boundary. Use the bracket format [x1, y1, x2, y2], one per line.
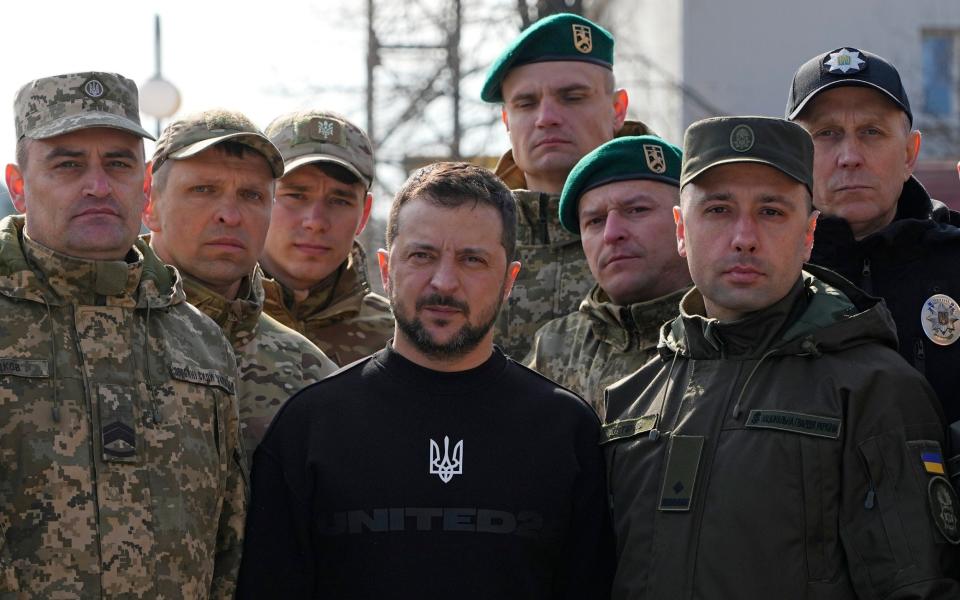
[928, 476, 960, 545]
[745, 409, 841, 439]
[169, 363, 236, 395]
[601, 415, 656, 444]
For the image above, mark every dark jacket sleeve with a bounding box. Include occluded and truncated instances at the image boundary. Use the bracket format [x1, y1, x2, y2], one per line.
[554, 407, 615, 599]
[841, 364, 960, 598]
[237, 396, 316, 599]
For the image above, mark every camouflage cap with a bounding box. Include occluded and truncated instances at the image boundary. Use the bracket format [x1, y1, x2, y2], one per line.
[151, 109, 284, 177]
[14, 71, 154, 141]
[481, 13, 614, 103]
[559, 135, 682, 233]
[265, 110, 375, 189]
[680, 116, 813, 192]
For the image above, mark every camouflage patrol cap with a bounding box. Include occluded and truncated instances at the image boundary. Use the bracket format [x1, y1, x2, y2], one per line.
[151, 109, 284, 177]
[14, 71, 154, 141]
[265, 110, 375, 189]
[559, 135, 682, 233]
[680, 116, 813, 192]
[481, 13, 614, 103]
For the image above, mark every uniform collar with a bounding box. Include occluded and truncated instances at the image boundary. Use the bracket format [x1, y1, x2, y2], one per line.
[182, 268, 265, 348]
[583, 284, 688, 351]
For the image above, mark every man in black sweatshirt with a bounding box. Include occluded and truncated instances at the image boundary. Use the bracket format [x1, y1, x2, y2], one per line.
[237, 162, 613, 599]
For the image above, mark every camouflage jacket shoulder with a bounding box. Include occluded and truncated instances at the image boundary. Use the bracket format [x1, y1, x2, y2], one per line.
[0, 216, 246, 599]
[493, 189, 593, 359]
[525, 284, 687, 419]
[262, 241, 394, 365]
[182, 266, 337, 467]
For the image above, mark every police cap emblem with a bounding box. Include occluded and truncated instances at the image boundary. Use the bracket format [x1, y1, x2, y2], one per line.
[83, 78, 105, 99]
[643, 144, 667, 174]
[572, 24, 593, 54]
[921, 294, 960, 346]
[729, 124, 755, 153]
[824, 48, 866, 75]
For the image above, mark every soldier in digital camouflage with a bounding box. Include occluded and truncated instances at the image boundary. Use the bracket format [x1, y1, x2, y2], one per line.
[481, 12, 653, 358]
[144, 109, 337, 467]
[259, 110, 394, 365]
[525, 136, 691, 418]
[1, 71, 246, 598]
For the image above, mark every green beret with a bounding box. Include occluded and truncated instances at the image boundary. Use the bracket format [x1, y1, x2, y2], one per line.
[680, 116, 813, 192]
[481, 13, 614, 103]
[559, 135, 683, 234]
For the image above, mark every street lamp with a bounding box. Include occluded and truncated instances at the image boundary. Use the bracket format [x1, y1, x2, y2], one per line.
[140, 14, 181, 137]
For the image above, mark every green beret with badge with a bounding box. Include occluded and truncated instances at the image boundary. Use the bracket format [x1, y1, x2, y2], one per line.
[559, 135, 682, 233]
[151, 109, 285, 178]
[14, 71, 154, 141]
[680, 116, 813, 193]
[480, 12, 615, 103]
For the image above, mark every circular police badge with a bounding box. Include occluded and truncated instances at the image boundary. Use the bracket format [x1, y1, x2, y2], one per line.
[921, 294, 960, 346]
[928, 476, 960, 545]
[729, 125, 754, 153]
[83, 79, 105, 98]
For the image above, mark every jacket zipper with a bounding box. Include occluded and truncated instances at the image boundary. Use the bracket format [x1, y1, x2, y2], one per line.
[537, 193, 550, 245]
[860, 258, 874, 295]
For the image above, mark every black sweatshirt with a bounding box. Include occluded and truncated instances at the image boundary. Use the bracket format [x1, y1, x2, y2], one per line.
[237, 345, 613, 599]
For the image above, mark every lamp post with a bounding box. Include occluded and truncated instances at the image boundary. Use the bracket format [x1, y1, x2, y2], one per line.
[140, 14, 181, 137]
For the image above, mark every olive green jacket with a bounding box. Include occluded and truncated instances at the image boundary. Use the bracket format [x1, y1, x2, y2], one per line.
[262, 242, 394, 366]
[0, 216, 246, 599]
[493, 120, 653, 359]
[525, 284, 688, 419]
[603, 266, 959, 599]
[182, 267, 337, 468]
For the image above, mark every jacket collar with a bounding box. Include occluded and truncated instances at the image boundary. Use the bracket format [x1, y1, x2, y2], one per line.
[182, 267, 265, 348]
[582, 284, 688, 351]
[0, 215, 181, 308]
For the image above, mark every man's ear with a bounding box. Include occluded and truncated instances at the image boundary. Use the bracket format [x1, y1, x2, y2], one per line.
[802, 209, 820, 262]
[501, 107, 510, 132]
[142, 162, 160, 232]
[356, 193, 373, 235]
[674, 205, 687, 258]
[502, 261, 522, 301]
[377, 248, 391, 295]
[904, 129, 921, 180]
[612, 88, 629, 131]
[5, 164, 26, 213]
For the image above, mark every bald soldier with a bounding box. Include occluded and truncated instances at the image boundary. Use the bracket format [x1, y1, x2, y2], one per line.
[260, 110, 394, 365]
[144, 109, 337, 466]
[1, 72, 245, 597]
[481, 13, 653, 358]
[787, 47, 960, 426]
[525, 136, 691, 417]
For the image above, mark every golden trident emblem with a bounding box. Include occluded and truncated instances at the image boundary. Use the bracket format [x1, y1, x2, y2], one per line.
[572, 24, 593, 54]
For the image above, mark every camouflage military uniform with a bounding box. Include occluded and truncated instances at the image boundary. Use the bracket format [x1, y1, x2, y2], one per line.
[493, 121, 653, 359]
[525, 284, 688, 419]
[0, 216, 245, 599]
[262, 242, 394, 365]
[181, 265, 337, 467]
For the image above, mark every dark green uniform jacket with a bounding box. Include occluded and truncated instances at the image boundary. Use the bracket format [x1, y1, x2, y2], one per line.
[493, 120, 653, 359]
[603, 265, 959, 599]
[525, 284, 688, 419]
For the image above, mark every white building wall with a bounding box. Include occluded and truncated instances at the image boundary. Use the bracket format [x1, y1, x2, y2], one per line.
[603, 0, 960, 157]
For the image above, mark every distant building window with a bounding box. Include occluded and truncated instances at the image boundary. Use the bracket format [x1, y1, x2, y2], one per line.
[922, 31, 958, 117]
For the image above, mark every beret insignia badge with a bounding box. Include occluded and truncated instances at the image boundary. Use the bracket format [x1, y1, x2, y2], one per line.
[572, 24, 592, 54]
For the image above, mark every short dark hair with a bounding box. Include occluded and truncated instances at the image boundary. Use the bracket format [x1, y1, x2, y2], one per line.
[386, 162, 516, 262]
[15, 137, 28, 171]
[312, 162, 361, 186]
[152, 141, 269, 195]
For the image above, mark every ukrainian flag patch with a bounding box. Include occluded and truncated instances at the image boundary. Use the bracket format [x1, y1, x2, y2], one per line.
[922, 451, 946, 475]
